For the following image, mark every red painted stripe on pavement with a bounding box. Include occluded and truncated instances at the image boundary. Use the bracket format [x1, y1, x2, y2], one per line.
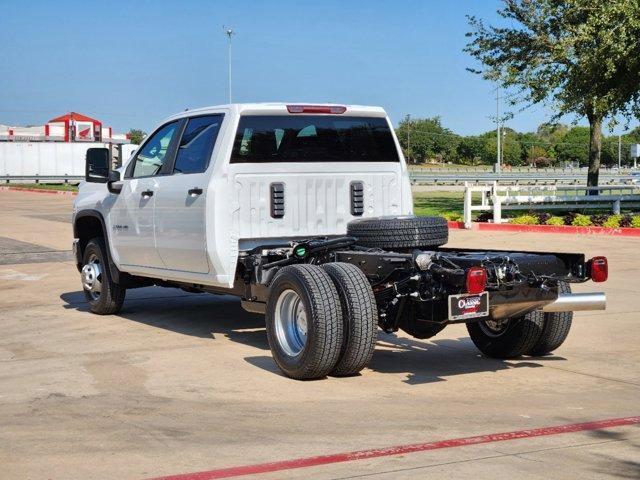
[149, 416, 640, 480]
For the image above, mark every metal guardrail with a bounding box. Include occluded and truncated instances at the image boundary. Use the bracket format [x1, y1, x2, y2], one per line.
[1, 175, 83, 183]
[1, 171, 637, 187]
[463, 182, 640, 228]
[411, 172, 634, 185]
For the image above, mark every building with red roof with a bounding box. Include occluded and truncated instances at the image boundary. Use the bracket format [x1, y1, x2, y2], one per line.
[0, 112, 128, 144]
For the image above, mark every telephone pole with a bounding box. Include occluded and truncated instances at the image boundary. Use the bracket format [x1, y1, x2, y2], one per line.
[495, 85, 501, 174]
[618, 134, 622, 169]
[406, 114, 411, 163]
[223, 26, 234, 104]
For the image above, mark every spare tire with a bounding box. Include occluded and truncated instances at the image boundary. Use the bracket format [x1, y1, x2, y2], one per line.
[347, 215, 448, 249]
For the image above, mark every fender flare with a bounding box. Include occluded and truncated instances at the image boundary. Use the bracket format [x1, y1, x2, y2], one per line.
[73, 210, 122, 283]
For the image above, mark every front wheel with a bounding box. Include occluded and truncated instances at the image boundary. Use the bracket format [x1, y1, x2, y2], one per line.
[265, 264, 343, 380]
[466, 312, 544, 359]
[81, 237, 126, 315]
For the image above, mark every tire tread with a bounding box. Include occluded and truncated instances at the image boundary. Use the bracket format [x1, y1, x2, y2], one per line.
[266, 264, 343, 379]
[347, 216, 448, 249]
[528, 282, 573, 356]
[322, 263, 377, 376]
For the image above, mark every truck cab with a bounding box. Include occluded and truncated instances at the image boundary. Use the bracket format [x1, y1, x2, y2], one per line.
[74, 103, 413, 288]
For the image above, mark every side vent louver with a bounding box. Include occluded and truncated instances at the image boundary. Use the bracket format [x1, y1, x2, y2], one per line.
[350, 181, 364, 216]
[270, 183, 285, 218]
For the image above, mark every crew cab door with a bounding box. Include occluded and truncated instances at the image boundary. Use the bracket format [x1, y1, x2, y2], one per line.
[109, 121, 181, 269]
[153, 114, 223, 273]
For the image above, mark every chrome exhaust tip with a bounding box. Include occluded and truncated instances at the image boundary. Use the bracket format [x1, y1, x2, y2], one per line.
[541, 292, 606, 313]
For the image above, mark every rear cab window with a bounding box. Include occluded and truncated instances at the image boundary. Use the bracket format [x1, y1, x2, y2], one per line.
[230, 115, 399, 163]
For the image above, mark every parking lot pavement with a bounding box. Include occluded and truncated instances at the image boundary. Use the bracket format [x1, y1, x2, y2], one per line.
[0, 189, 638, 480]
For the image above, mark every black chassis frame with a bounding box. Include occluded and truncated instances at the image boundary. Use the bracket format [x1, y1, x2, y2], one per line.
[73, 217, 591, 330]
[234, 237, 591, 331]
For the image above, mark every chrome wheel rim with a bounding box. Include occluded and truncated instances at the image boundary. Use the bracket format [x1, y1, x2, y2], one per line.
[81, 253, 103, 301]
[479, 318, 508, 337]
[274, 289, 308, 356]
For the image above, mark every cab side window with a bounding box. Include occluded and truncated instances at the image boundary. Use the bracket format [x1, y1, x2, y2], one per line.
[131, 121, 179, 178]
[174, 115, 223, 174]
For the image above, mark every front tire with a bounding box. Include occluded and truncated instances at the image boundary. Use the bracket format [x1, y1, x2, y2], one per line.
[322, 263, 377, 376]
[466, 312, 544, 359]
[266, 264, 343, 380]
[81, 237, 126, 315]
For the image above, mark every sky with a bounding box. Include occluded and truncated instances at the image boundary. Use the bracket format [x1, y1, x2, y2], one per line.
[0, 0, 630, 136]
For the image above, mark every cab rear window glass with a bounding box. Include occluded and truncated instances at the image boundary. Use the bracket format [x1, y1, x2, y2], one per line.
[230, 115, 400, 163]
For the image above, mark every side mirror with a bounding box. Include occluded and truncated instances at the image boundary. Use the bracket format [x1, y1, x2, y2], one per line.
[107, 170, 122, 194]
[85, 148, 110, 183]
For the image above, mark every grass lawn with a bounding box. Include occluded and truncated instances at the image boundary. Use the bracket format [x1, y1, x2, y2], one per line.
[413, 190, 467, 217]
[7, 183, 79, 192]
[412, 189, 638, 221]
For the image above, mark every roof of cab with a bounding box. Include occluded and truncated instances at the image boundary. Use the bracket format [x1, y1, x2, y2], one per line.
[163, 103, 388, 122]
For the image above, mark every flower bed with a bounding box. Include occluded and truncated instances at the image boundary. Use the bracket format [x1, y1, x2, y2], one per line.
[446, 210, 640, 236]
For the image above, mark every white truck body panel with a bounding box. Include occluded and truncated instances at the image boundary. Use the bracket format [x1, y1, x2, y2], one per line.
[74, 103, 413, 288]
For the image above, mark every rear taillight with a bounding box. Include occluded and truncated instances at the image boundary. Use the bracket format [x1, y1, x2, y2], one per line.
[466, 267, 487, 294]
[286, 105, 347, 114]
[589, 256, 608, 282]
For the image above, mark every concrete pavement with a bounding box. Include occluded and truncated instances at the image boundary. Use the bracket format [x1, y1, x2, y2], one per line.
[0, 189, 638, 479]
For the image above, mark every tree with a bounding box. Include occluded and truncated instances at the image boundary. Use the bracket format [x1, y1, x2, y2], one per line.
[396, 117, 459, 163]
[456, 136, 485, 164]
[517, 132, 549, 165]
[479, 129, 522, 166]
[127, 128, 146, 145]
[555, 127, 590, 165]
[466, 1, 640, 187]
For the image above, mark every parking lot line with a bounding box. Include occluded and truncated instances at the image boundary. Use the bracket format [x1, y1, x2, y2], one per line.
[148, 416, 640, 480]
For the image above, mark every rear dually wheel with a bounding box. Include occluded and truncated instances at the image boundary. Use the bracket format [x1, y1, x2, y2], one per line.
[265, 264, 343, 380]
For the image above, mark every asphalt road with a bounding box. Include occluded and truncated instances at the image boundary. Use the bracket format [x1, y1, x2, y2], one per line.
[0, 190, 638, 480]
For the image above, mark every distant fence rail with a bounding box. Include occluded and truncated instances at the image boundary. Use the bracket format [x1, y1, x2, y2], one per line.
[1, 175, 83, 183]
[411, 171, 634, 185]
[463, 182, 640, 228]
[1, 171, 635, 186]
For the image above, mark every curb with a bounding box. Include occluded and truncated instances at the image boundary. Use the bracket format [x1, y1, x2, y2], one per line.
[0, 186, 78, 196]
[448, 220, 640, 237]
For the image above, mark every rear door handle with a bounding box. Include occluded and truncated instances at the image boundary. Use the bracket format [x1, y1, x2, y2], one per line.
[141, 190, 154, 198]
[188, 187, 203, 196]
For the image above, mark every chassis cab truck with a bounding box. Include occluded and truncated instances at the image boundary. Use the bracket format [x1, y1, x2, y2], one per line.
[73, 103, 608, 380]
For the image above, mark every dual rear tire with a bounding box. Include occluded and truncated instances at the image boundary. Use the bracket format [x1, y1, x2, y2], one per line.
[467, 282, 573, 358]
[265, 263, 377, 380]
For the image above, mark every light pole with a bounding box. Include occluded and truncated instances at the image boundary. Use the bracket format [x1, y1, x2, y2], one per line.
[223, 26, 234, 104]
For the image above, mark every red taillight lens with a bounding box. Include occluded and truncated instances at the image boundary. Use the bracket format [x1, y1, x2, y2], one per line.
[589, 256, 608, 282]
[286, 105, 347, 114]
[466, 267, 487, 294]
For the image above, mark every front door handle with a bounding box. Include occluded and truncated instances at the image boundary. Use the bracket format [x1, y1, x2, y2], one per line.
[188, 187, 203, 196]
[141, 190, 154, 198]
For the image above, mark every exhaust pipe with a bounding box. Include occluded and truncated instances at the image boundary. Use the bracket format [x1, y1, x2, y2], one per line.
[542, 292, 606, 313]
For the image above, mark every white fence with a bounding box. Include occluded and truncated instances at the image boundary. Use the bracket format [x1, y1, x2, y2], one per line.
[0, 142, 138, 179]
[463, 182, 640, 228]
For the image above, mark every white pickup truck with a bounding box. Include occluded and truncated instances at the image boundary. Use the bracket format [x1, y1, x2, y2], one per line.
[73, 103, 608, 380]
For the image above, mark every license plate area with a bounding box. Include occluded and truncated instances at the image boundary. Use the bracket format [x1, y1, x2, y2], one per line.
[448, 292, 489, 321]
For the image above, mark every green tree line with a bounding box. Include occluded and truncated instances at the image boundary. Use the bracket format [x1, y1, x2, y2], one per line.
[396, 117, 640, 167]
